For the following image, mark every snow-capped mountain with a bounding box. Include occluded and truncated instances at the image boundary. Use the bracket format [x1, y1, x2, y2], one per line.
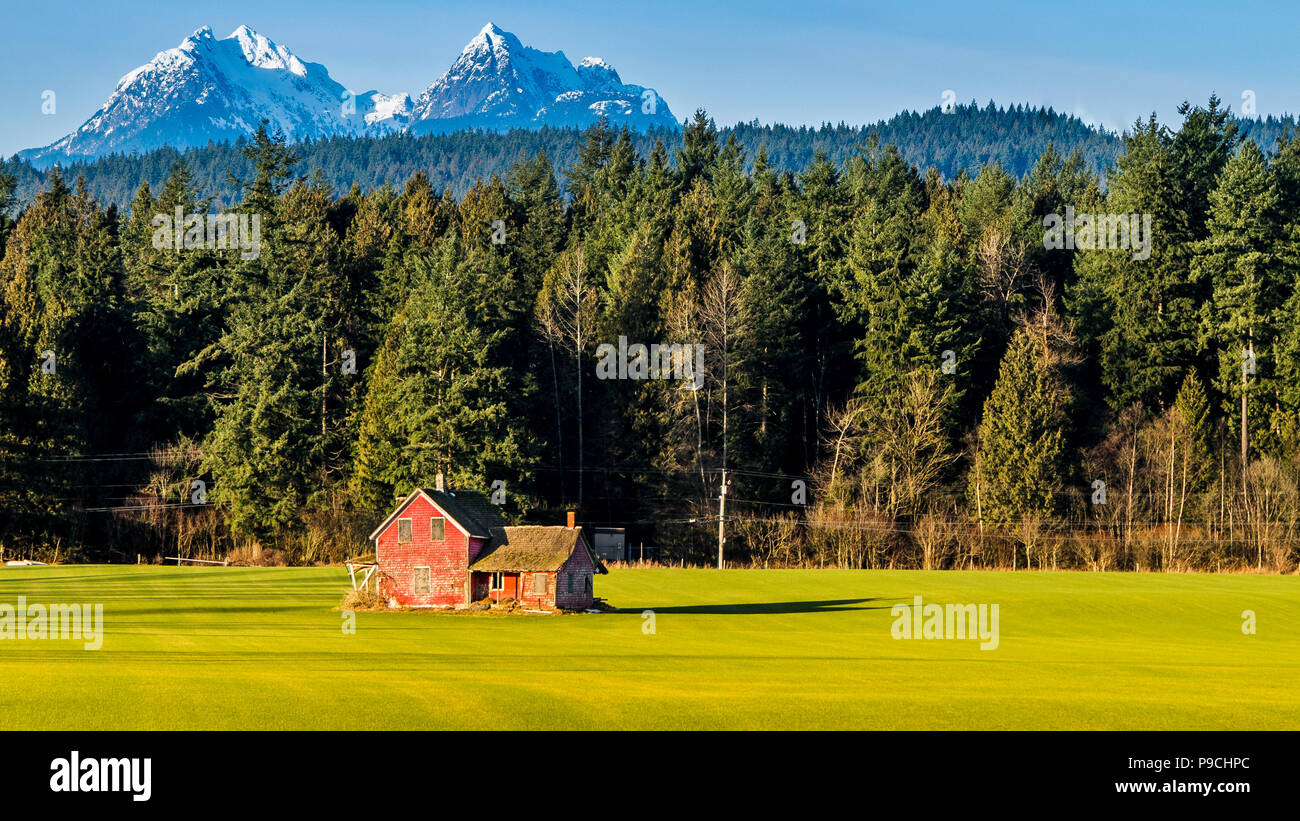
[20, 22, 675, 167]
[409, 23, 676, 134]
[21, 25, 410, 167]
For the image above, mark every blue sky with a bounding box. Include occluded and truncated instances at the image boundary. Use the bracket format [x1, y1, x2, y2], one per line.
[1, 0, 1293, 157]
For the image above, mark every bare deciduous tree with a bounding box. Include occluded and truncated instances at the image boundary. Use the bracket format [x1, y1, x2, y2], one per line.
[536, 246, 597, 507]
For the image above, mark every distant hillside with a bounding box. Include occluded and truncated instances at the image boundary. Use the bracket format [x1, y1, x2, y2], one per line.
[7, 103, 1126, 210]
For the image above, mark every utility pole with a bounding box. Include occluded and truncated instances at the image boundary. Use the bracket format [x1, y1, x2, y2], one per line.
[1243, 337, 1256, 568]
[1242, 337, 1252, 499]
[322, 331, 328, 438]
[717, 469, 727, 569]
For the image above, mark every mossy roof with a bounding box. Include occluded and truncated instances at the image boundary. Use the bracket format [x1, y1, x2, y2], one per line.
[470, 526, 607, 573]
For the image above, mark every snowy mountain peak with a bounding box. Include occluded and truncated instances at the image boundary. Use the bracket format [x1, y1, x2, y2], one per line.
[362, 91, 413, 125]
[20, 22, 675, 167]
[226, 25, 307, 76]
[577, 56, 621, 89]
[411, 22, 676, 135]
[21, 25, 408, 167]
[463, 22, 516, 55]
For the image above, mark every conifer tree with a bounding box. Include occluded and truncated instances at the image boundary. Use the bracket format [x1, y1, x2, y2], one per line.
[1195, 140, 1286, 458]
[352, 252, 531, 513]
[970, 325, 1071, 526]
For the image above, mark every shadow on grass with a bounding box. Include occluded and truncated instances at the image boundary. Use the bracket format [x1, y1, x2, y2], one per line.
[609, 598, 888, 615]
[69, 604, 328, 617]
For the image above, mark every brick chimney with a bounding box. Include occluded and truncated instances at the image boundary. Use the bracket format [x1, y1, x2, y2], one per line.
[566, 511, 576, 529]
[435, 472, 445, 492]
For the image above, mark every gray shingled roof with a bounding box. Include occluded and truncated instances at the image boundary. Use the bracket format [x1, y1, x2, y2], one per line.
[428, 489, 507, 537]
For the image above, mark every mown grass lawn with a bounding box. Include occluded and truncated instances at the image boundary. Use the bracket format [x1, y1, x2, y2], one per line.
[0, 565, 1295, 729]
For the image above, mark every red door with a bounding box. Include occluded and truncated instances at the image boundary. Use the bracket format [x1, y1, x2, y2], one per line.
[504, 573, 519, 599]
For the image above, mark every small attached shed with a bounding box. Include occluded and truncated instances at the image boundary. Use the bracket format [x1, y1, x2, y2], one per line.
[469, 524, 608, 610]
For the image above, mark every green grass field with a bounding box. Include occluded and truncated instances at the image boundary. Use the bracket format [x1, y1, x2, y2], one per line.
[0, 565, 1295, 729]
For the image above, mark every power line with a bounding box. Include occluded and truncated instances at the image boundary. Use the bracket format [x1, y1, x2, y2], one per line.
[80, 502, 213, 513]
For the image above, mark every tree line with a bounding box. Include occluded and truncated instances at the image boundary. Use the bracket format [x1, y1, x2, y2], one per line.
[1, 97, 1298, 571]
[6, 102, 1119, 211]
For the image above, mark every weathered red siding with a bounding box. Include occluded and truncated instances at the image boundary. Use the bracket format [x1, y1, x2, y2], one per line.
[556, 541, 597, 609]
[376, 496, 468, 607]
[467, 535, 489, 565]
[514, 571, 557, 610]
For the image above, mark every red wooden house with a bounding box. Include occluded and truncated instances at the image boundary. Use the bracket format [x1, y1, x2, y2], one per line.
[369, 480, 606, 610]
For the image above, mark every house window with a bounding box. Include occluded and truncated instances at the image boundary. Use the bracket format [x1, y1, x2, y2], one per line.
[566, 573, 574, 594]
[397, 518, 412, 543]
[430, 517, 445, 541]
[414, 566, 430, 595]
[533, 573, 547, 594]
[490, 572, 504, 591]
[584, 574, 592, 595]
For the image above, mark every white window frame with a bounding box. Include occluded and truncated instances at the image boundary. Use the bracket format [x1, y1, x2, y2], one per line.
[413, 566, 431, 595]
[490, 571, 504, 592]
[397, 517, 413, 543]
[533, 573, 547, 594]
[430, 517, 445, 541]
